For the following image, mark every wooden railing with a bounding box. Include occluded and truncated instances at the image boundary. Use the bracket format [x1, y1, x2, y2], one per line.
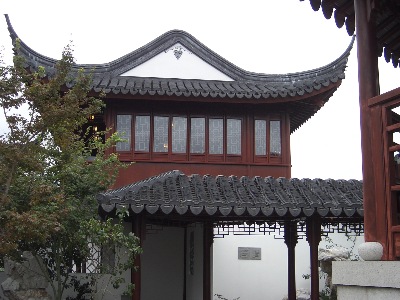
[368, 87, 400, 259]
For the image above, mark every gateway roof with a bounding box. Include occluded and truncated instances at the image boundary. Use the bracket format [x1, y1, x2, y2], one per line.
[98, 170, 363, 220]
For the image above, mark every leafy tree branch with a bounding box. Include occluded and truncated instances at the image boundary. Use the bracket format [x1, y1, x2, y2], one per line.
[0, 42, 141, 300]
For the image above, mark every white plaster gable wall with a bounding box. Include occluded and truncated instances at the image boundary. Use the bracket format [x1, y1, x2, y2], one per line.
[120, 43, 234, 81]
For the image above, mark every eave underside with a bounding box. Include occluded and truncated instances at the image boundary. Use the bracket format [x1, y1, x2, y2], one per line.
[302, 0, 400, 67]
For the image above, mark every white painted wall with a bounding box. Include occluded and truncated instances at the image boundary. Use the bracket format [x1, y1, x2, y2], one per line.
[2, 223, 361, 300]
[120, 43, 233, 81]
[141, 226, 184, 300]
[213, 230, 363, 300]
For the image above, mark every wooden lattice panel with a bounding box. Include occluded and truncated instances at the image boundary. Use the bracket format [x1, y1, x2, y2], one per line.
[393, 233, 400, 258]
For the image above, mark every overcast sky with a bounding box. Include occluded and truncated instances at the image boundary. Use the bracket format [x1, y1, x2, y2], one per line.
[1, 0, 398, 180]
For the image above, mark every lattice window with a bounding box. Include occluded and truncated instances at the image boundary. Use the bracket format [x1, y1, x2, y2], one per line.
[255, 120, 267, 155]
[214, 221, 364, 239]
[190, 117, 205, 154]
[116, 115, 132, 151]
[113, 110, 290, 163]
[135, 115, 150, 152]
[270, 120, 281, 156]
[214, 222, 286, 238]
[172, 117, 187, 153]
[227, 119, 241, 155]
[73, 242, 100, 274]
[153, 116, 169, 152]
[209, 118, 223, 154]
[73, 243, 115, 274]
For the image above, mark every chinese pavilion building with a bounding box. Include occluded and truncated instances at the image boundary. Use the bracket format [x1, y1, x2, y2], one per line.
[6, 14, 364, 300]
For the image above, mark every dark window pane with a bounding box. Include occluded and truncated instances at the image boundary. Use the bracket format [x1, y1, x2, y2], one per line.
[153, 116, 169, 152]
[227, 119, 241, 155]
[135, 115, 150, 152]
[255, 120, 267, 156]
[172, 117, 187, 153]
[190, 118, 205, 154]
[270, 120, 281, 156]
[209, 119, 223, 154]
[116, 115, 132, 151]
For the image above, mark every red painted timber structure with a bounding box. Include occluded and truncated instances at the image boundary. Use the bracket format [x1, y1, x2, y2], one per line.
[301, 0, 400, 262]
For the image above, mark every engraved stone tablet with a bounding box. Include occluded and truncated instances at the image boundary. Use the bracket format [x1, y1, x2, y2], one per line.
[238, 247, 261, 260]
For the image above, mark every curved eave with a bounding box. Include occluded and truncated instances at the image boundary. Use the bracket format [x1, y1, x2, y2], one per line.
[5, 14, 350, 132]
[97, 170, 364, 221]
[302, 0, 400, 68]
[100, 76, 344, 133]
[90, 71, 344, 101]
[5, 14, 353, 86]
[5, 14, 59, 74]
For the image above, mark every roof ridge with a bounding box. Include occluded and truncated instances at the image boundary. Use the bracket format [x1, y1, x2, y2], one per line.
[98, 171, 364, 219]
[4, 14, 354, 83]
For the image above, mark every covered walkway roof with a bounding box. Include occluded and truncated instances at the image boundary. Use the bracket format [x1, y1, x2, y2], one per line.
[98, 170, 363, 221]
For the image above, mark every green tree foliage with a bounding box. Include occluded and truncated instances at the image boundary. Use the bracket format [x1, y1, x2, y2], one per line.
[0, 43, 141, 300]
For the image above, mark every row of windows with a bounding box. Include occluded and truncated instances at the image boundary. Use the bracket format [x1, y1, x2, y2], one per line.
[115, 114, 281, 158]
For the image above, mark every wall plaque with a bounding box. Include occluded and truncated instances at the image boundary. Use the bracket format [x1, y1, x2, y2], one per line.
[238, 247, 261, 260]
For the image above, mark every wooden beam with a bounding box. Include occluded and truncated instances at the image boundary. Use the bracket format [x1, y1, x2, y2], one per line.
[284, 221, 298, 300]
[368, 87, 400, 108]
[386, 122, 400, 133]
[389, 144, 400, 152]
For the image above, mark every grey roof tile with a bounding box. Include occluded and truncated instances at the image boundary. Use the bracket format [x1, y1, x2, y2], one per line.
[5, 16, 355, 132]
[5, 16, 353, 99]
[97, 170, 364, 220]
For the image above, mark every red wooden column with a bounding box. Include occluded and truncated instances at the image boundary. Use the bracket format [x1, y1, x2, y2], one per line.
[354, 0, 381, 245]
[284, 221, 298, 300]
[203, 222, 213, 300]
[306, 217, 321, 300]
[132, 215, 144, 300]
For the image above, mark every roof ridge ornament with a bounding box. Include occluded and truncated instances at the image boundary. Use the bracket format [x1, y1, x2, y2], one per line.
[164, 43, 193, 60]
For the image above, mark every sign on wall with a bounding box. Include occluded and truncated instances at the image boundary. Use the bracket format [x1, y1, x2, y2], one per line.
[190, 231, 194, 275]
[238, 247, 261, 260]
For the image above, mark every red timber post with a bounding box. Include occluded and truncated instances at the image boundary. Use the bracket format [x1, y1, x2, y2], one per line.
[354, 0, 385, 251]
[132, 215, 144, 300]
[284, 221, 298, 300]
[203, 222, 213, 300]
[306, 216, 321, 300]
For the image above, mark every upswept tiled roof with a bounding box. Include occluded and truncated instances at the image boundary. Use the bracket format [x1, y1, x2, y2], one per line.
[97, 170, 363, 219]
[4, 15, 353, 101]
[301, 0, 400, 68]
